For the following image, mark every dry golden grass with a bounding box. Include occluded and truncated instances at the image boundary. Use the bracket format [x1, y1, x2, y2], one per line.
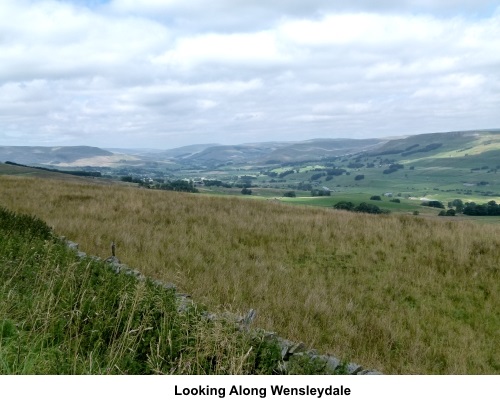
[0, 175, 498, 374]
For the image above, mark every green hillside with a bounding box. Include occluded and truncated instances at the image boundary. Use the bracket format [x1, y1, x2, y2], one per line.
[189, 131, 500, 218]
[2, 207, 335, 375]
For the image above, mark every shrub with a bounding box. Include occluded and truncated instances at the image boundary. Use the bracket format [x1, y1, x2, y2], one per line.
[422, 200, 445, 209]
[326, 169, 346, 176]
[310, 173, 325, 181]
[383, 163, 404, 174]
[333, 201, 355, 211]
[156, 180, 199, 193]
[370, 195, 382, 201]
[354, 202, 390, 214]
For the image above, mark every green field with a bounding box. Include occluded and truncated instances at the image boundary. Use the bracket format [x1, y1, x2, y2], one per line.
[182, 132, 500, 221]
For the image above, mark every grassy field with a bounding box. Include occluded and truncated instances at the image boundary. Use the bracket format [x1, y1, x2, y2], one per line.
[0, 174, 498, 374]
[1, 206, 334, 375]
[194, 160, 500, 217]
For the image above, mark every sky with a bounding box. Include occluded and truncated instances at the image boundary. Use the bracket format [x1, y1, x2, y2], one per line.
[0, 0, 499, 149]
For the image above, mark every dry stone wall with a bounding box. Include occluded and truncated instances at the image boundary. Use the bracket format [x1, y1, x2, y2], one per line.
[62, 237, 382, 375]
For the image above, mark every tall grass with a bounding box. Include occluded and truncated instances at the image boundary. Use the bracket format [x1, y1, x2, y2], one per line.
[0, 207, 286, 374]
[0, 175, 498, 374]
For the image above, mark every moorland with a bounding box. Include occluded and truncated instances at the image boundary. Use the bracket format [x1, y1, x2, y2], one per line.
[0, 129, 499, 374]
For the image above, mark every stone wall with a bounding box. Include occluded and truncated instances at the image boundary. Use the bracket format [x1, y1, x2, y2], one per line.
[62, 237, 382, 375]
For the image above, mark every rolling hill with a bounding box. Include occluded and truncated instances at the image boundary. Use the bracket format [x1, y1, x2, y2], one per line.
[0, 146, 114, 165]
[1, 129, 499, 172]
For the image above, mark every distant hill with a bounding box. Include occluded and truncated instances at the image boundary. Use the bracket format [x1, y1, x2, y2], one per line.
[260, 138, 385, 163]
[366, 129, 500, 169]
[105, 144, 220, 159]
[0, 146, 113, 166]
[178, 142, 291, 164]
[0, 162, 116, 184]
[164, 138, 386, 164]
[2, 129, 499, 168]
[1, 139, 387, 167]
[149, 144, 221, 159]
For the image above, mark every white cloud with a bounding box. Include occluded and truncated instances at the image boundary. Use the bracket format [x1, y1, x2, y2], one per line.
[152, 31, 285, 70]
[412, 73, 487, 99]
[0, 0, 171, 82]
[279, 13, 449, 46]
[197, 99, 218, 110]
[0, 0, 499, 148]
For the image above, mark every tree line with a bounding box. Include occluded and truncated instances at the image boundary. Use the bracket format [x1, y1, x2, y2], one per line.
[463, 200, 500, 216]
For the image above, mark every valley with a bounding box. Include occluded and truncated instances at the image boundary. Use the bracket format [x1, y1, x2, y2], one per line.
[1, 129, 499, 374]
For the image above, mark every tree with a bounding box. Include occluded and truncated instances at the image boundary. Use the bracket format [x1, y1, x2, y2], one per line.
[283, 191, 296, 198]
[333, 201, 355, 211]
[370, 195, 381, 201]
[310, 173, 325, 181]
[463, 200, 500, 216]
[241, 188, 252, 195]
[422, 200, 445, 209]
[451, 199, 464, 212]
[354, 202, 390, 214]
[326, 168, 346, 176]
[156, 180, 199, 193]
[354, 174, 365, 181]
[383, 163, 404, 174]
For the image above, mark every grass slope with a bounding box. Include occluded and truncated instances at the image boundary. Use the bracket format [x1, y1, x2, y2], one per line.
[0, 175, 498, 374]
[0, 207, 302, 374]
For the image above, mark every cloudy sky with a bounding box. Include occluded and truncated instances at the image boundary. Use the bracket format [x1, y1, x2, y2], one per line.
[1, 0, 499, 149]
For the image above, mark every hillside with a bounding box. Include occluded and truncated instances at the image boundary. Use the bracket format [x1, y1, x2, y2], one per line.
[0, 146, 114, 165]
[367, 130, 500, 167]
[256, 138, 386, 163]
[0, 174, 498, 374]
[0, 207, 288, 374]
[0, 162, 118, 186]
[2, 130, 499, 170]
[197, 130, 500, 213]
[175, 142, 290, 164]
